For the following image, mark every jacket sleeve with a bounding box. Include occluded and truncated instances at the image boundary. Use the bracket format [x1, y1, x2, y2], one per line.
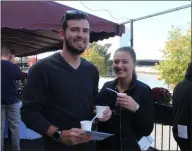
[189, 88, 192, 148]
[95, 82, 119, 133]
[95, 81, 120, 120]
[185, 84, 192, 148]
[13, 64, 24, 80]
[132, 86, 154, 137]
[190, 97, 192, 148]
[20, 62, 52, 135]
[93, 68, 99, 104]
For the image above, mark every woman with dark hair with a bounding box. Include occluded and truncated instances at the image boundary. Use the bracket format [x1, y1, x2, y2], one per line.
[172, 62, 192, 151]
[95, 46, 154, 150]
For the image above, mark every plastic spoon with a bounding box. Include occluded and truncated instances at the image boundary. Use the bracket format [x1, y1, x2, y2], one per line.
[91, 107, 106, 122]
[106, 87, 127, 97]
[106, 87, 119, 95]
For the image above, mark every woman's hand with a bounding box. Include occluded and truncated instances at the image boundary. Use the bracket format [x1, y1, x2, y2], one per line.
[116, 93, 138, 112]
[98, 106, 112, 122]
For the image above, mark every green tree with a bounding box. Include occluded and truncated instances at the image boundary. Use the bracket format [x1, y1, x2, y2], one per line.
[87, 42, 112, 73]
[81, 48, 106, 75]
[107, 60, 113, 75]
[155, 24, 191, 85]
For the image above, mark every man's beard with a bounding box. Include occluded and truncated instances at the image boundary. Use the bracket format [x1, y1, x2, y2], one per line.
[65, 38, 86, 55]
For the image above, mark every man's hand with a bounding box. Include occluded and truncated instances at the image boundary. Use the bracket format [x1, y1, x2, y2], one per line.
[46, 126, 92, 145]
[60, 128, 93, 145]
[98, 106, 112, 122]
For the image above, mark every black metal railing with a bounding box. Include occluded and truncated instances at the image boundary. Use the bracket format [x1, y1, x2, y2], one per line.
[152, 102, 180, 151]
[151, 123, 180, 151]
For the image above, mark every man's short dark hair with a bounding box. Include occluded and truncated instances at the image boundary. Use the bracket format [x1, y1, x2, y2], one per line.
[61, 10, 89, 31]
[1, 44, 11, 57]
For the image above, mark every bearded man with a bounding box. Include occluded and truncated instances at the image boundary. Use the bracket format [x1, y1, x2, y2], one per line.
[21, 10, 112, 150]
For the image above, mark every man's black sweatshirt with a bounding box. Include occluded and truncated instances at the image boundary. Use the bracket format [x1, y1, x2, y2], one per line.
[21, 52, 99, 150]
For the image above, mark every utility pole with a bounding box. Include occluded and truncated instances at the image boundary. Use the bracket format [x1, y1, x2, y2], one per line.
[36, 55, 38, 62]
[130, 19, 134, 47]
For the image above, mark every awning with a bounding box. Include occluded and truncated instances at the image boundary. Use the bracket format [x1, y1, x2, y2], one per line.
[1, 1, 125, 57]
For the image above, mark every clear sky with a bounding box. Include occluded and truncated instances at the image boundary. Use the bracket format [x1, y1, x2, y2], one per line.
[38, 1, 191, 60]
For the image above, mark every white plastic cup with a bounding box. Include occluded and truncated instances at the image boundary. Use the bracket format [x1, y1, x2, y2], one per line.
[116, 93, 127, 106]
[96, 106, 106, 118]
[80, 120, 92, 131]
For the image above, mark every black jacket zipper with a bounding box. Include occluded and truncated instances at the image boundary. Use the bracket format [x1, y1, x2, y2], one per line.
[120, 106, 123, 150]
